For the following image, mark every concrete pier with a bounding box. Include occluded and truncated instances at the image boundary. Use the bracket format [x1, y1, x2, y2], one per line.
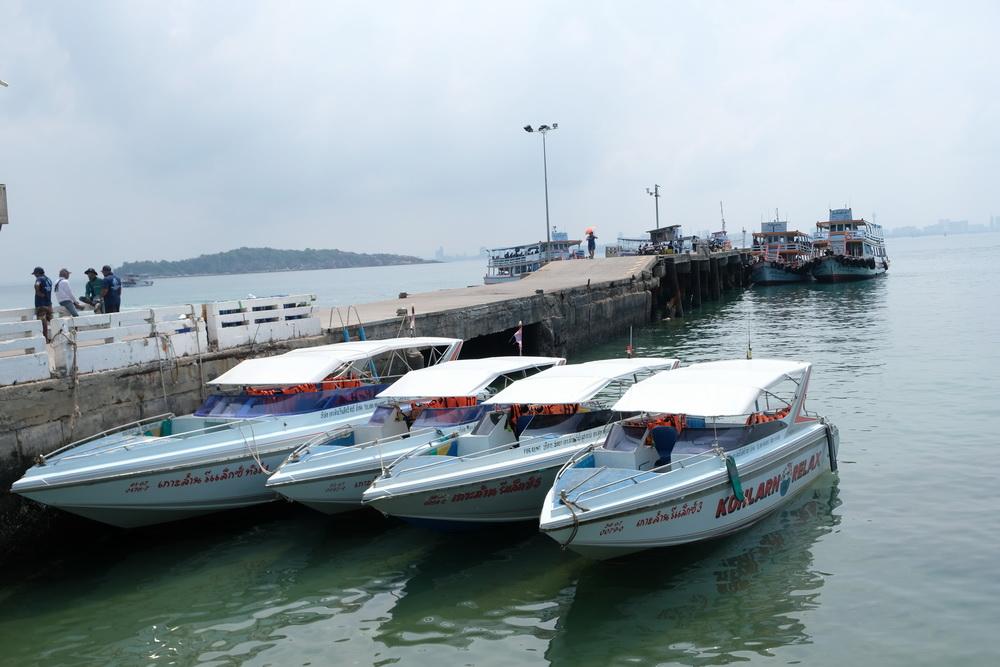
[0, 251, 749, 559]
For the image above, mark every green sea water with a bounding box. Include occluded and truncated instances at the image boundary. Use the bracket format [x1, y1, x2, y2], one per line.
[1, 233, 997, 666]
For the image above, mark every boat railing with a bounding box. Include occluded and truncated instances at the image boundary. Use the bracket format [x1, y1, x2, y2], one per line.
[562, 449, 721, 505]
[39, 412, 176, 462]
[383, 425, 609, 479]
[50, 414, 281, 463]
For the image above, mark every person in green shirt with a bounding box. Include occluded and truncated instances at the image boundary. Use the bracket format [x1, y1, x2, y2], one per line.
[81, 267, 104, 313]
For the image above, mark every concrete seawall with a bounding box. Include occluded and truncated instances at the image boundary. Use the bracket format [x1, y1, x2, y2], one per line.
[0, 253, 749, 560]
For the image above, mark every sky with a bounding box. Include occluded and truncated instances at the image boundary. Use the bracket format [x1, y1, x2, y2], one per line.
[1, 0, 998, 282]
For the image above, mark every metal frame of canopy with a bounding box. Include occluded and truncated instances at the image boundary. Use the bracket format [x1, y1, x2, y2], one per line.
[484, 357, 681, 406]
[376, 356, 566, 399]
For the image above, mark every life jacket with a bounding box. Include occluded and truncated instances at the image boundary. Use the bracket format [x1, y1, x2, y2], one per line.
[423, 396, 478, 409]
[746, 406, 791, 425]
[524, 403, 579, 416]
[646, 414, 686, 435]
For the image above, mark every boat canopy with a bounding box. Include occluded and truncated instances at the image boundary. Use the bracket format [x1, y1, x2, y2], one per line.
[612, 359, 809, 416]
[484, 358, 680, 405]
[208, 337, 462, 386]
[377, 356, 565, 399]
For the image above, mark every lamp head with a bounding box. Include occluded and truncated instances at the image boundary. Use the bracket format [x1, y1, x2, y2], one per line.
[523, 125, 534, 132]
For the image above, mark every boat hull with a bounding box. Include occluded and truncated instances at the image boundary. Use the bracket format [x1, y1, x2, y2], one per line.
[368, 467, 559, 524]
[751, 262, 811, 285]
[266, 426, 478, 514]
[542, 428, 833, 559]
[12, 401, 382, 527]
[811, 256, 887, 282]
[15, 449, 295, 528]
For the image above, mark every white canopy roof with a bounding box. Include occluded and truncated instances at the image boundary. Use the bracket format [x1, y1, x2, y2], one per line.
[377, 356, 565, 399]
[209, 337, 462, 386]
[612, 359, 810, 415]
[484, 357, 680, 405]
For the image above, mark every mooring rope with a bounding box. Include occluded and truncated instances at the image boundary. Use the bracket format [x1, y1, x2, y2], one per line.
[558, 490, 583, 549]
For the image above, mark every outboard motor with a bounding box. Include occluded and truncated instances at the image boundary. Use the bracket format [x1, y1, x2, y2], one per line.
[650, 426, 678, 467]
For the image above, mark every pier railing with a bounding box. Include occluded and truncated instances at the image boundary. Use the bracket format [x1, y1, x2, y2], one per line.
[203, 294, 319, 350]
[0, 319, 51, 385]
[0, 294, 320, 385]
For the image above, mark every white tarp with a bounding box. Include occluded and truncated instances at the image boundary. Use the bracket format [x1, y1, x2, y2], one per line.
[611, 359, 809, 415]
[209, 337, 462, 386]
[377, 356, 565, 398]
[484, 357, 679, 405]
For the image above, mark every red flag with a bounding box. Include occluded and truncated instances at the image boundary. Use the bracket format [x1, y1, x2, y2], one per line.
[512, 321, 523, 355]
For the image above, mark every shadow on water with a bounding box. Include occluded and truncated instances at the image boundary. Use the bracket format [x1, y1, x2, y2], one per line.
[545, 477, 843, 667]
[0, 505, 444, 665]
[374, 525, 585, 651]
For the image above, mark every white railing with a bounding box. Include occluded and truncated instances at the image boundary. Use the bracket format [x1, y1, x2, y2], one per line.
[0, 295, 321, 385]
[203, 294, 319, 350]
[49, 306, 209, 375]
[0, 319, 51, 385]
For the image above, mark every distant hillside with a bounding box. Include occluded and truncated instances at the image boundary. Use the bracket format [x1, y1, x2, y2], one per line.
[119, 247, 433, 277]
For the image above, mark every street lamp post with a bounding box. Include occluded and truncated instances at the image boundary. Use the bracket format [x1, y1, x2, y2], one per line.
[523, 123, 558, 245]
[646, 183, 661, 230]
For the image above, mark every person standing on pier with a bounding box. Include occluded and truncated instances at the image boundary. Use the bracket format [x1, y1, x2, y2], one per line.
[100, 265, 122, 313]
[53, 269, 85, 317]
[586, 230, 597, 259]
[31, 266, 53, 341]
[81, 268, 104, 312]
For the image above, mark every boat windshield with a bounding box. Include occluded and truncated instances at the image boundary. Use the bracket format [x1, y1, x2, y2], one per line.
[521, 410, 621, 436]
[366, 405, 402, 425]
[194, 384, 391, 418]
[412, 404, 488, 428]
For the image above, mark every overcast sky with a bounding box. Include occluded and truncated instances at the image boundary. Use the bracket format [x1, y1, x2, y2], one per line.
[1, 1, 997, 281]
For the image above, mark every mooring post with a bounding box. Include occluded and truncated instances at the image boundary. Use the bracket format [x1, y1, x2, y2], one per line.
[710, 257, 722, 300]
[692, 260, 703, 308]
[668, 259, 683, 318]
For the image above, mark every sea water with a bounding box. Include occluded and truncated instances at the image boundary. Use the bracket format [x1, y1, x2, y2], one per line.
[0, 234, 997, 666]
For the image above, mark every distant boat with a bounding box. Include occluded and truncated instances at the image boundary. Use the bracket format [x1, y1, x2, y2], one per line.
[750, 218, 815, 285]
[483, 239, 582, 284]
[810, 208, 890, 282]
[122, 274, 154, 288]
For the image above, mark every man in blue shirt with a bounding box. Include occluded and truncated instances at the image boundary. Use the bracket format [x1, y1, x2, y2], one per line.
[32, 266, 53, 341]
[100, 264, 122, 313]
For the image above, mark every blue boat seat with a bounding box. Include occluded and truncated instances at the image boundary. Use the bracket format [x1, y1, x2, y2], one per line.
[650, 426, 678, 467]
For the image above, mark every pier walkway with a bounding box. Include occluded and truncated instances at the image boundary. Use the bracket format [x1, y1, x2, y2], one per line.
[317, 256, 659, 331]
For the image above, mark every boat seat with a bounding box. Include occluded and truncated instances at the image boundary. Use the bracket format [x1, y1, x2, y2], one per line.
[650, 426, 677, 467]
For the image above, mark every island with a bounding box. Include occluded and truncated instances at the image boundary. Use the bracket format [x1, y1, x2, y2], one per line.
[119, 246, 434, 277]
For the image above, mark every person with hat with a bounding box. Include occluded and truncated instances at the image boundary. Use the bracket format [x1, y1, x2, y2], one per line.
[53, 268, 85, 317]
[100, 265, 122, 313]
[81, 267, 104, 313]
[31, 267, 53, 341]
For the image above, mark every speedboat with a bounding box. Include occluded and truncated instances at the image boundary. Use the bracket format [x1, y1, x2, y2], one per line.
[11, 337, 462, 527]
[362, 358, 679, 527]
[265, 356, 566, 514]
[538, 359, 839, 559]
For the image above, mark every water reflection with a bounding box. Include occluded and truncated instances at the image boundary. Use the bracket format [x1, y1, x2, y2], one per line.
[546, 478, 842, 666]
[376, 527, 585, 651]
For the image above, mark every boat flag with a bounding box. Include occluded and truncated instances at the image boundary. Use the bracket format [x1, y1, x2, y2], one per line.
[512, 321, 523, 355]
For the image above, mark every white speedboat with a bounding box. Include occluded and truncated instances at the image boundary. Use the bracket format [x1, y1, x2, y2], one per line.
[362, 358, 679, 527]
[539, 359, 839, 559]
[11, 337, 462, 527]
[265, 356, 566, 514]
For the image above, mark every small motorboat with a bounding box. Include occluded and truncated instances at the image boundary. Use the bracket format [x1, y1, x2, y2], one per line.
[265, 356, 566, 514]
[11, 337, 463, 527]
[362, 358, 679, 527]
[538, 359, 839, 559]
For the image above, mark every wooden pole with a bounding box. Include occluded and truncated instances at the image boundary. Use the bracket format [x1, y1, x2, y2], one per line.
[668, 259, 683, 318]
